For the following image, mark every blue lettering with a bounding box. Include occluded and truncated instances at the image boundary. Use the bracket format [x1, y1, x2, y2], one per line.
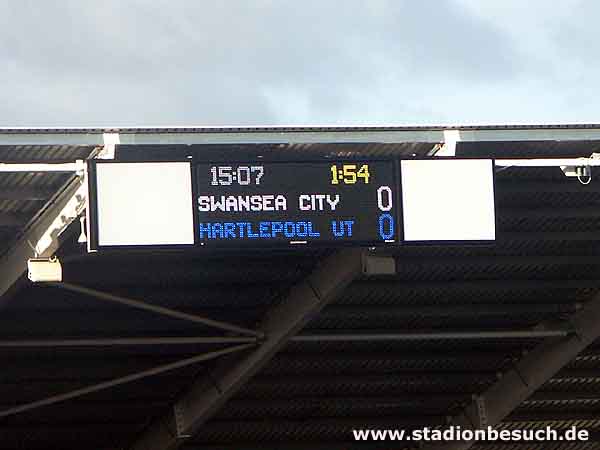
[259, 222, 270, 238]
[272, 221, 284, 237]
[345, 220, 354, 237]
[378, 213, 394, 240]
[308, 221, 320, 237]
[224, 222, 236, 239]
[284, 222, 296, 238]
[247, 222, 259, 238]
[200, 221, 327, 240]
[199, 223, 213, 239]
[236, 222, 247, 238]
[296, 221, 308, 237]
[331, 220, 345, 237]
[212, 223, 224, 239]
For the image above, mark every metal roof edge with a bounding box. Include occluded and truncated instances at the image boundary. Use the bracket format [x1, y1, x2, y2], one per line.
[2, 123, 600, 132]
[1, 123, 600, 145]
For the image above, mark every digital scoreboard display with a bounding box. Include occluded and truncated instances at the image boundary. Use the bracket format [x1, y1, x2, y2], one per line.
[195, 161, 399, 247]
[87, 157, 496, 252]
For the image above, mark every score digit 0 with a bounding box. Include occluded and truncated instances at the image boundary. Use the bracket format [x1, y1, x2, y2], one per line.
[377, 186, 395, 241]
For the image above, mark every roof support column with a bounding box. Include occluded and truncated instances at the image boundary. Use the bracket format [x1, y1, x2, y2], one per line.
[0, 178, 84, 305]
[421, 288, 600, 450]
[0, 132, 117, 305]
[127, 248, 364, 450]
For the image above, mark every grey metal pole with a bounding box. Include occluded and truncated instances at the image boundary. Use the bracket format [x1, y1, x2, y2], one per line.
[0, 343, 254, 419]
[0, 336, 257, 347]
[293, 329, 570, 342]
[53, 282, 262, 338]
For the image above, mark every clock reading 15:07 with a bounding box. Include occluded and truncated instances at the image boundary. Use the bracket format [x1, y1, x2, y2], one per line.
[330, 164, 370, 184]
[210, 166, 264, 186]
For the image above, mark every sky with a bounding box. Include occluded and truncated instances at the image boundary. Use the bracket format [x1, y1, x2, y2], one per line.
[0, 0, 597, 127]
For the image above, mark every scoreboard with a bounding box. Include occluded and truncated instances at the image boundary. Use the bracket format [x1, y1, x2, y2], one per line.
[86, 157, 496, 251]
[195, 161, 398, 246]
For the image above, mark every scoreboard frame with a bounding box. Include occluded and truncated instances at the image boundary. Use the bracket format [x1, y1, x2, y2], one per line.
[86, 157, 403, 252]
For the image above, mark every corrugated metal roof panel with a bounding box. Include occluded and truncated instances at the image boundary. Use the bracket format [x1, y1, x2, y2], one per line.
[2, 136, 600, 449]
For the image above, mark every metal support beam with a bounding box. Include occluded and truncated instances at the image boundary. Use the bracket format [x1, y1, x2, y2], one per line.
[0, 327, 567, 348]
[353, 279, 600, 290]
[495, 157, 600, 168]
[293, 328, 571, 342]
[127, 248, 364, 450]
[0, 336, 257, 347]
[0, 344, 253, 419]
[0, 137, 106, 305]
[420, 288, 600, 450]
[323, 303, 580, 318]
[0, 177, 84, 306]
[52, 283, 261, 338]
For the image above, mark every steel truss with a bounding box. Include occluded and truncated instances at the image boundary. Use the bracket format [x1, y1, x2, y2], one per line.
[421, 288, 600, 450]
[127, 248, 364, 450]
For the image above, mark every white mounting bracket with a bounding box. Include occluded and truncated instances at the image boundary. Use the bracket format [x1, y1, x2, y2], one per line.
[98, 132, 120, 159]
[496, 154, 599, 185]
[27, 257, 63, 283]
[560, 153, 598, 184]
[31, 135, 116, 257]
[33, 180, 87, 257]
[560, 164, 591, 178]
[437, 130, 461, 156]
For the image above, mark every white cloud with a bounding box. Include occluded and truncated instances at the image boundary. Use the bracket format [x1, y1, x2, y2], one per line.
[0, 0, 597, 125]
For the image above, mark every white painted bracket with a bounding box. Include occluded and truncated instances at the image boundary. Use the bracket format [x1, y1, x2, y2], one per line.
[98, 133, 120, 159]
[437, 130, 461, 156]
[34, 180, 87, 257]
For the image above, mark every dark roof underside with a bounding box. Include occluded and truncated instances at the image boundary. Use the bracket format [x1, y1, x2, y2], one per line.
[1, 138, 600, 450]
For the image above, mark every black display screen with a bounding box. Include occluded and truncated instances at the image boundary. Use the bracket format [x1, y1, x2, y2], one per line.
[194, 161, 399, 247]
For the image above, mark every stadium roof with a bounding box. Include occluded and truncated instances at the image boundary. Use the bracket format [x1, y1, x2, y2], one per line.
[1, 125, 600, 450]
[6, 123, 600, 144]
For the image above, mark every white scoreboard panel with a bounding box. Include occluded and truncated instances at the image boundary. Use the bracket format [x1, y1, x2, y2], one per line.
[89, 161, 195, 249]
[401, 159, 496, 242]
